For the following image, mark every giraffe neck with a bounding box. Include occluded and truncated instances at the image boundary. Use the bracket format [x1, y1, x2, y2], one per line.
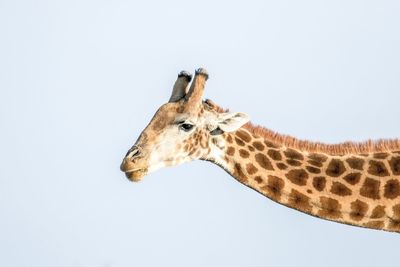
[209, 128, 400, 232]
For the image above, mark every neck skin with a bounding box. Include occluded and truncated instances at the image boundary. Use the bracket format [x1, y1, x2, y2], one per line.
[206, 127, 400, 233]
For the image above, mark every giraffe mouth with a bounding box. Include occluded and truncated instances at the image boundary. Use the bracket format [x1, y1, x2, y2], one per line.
[125, 168, 148, 182]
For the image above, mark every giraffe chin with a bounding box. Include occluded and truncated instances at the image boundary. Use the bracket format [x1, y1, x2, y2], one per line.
[125, 169, 148, 182]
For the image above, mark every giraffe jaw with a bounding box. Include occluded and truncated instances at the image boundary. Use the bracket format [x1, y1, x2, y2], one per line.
[124, 168, 148, 182]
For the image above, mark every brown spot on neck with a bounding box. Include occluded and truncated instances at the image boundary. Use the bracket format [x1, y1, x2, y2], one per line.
[318, 197, 342, 219]
[389, 156, 400, 175]
[346, 157, 365, 170]
[306, 166, 321, 174]
[360, 178, 381, 200]
[286, 159, 302, 167]
[235, 137, 245, 146]
[255, 153, 274, 170]
[308, 154, 328, 167]
[391, 204, 400, 220]
[252, 141, 265, 151]
[276, 162, 288, 170]
[350, 200, 369, 221]
[227, 146, 235, 156]
[330, 182, 352, 196]
[288, 189, 312, 213]
[246, 163, 258, 175]
[368, 160, 389, 177]
[264, 140, 278, 149]
[284, 148, 304, 161]
[254, 176, 263, 184]
[236, 130, 252, 143]
[267, 149, 282, 161]
[371, 205, 385, 219]
[326, 159, 346, 177]
[233, 163, 248, 183]
[239, 149, 250, 158]
[286, 169, 309, 186]
[343, 173, 362, 185]
[384, 179, 400, 199]
[388, 204, 400, 231]
[313, 176, 326, 192]
[261, 175, 284, 200]
[308, 159, 323, 167]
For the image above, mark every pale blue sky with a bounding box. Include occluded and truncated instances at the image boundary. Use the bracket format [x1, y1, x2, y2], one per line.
[1, 1, 400, 266]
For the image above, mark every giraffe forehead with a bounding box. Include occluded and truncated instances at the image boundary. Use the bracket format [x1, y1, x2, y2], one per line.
[170, 105, 215, 124]
[145, 104, 202, 135]
[148, 103, 181, 130]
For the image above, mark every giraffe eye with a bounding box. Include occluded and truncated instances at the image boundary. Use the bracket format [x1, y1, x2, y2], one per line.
[179, 123, 194, 132]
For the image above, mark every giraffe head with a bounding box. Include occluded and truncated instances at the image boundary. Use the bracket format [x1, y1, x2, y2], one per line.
[120, 68, 249, 182]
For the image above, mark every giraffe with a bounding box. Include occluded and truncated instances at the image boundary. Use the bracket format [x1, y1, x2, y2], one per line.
[120, 68, 400, 233]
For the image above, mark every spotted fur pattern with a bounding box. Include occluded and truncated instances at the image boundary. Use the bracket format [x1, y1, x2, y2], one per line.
[217, 128, 400, 232]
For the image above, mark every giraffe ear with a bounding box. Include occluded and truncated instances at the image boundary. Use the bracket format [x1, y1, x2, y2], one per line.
[217, 112, 249, 132]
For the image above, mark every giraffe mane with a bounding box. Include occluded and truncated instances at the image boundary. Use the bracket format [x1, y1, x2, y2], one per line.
[208, 100, 400, 155]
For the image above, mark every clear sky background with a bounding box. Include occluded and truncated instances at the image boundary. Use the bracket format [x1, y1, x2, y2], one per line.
[1, 1, 400, 266]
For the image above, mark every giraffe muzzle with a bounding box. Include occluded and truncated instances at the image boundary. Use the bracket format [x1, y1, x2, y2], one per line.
[121, 146, 148, 182]
[120, 157, 148, 182]
[124, 168, 148, 182]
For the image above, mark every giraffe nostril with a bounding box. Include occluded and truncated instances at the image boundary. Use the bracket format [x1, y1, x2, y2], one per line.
[132, 149, 140, 158]
[125, 146, 141, 159]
